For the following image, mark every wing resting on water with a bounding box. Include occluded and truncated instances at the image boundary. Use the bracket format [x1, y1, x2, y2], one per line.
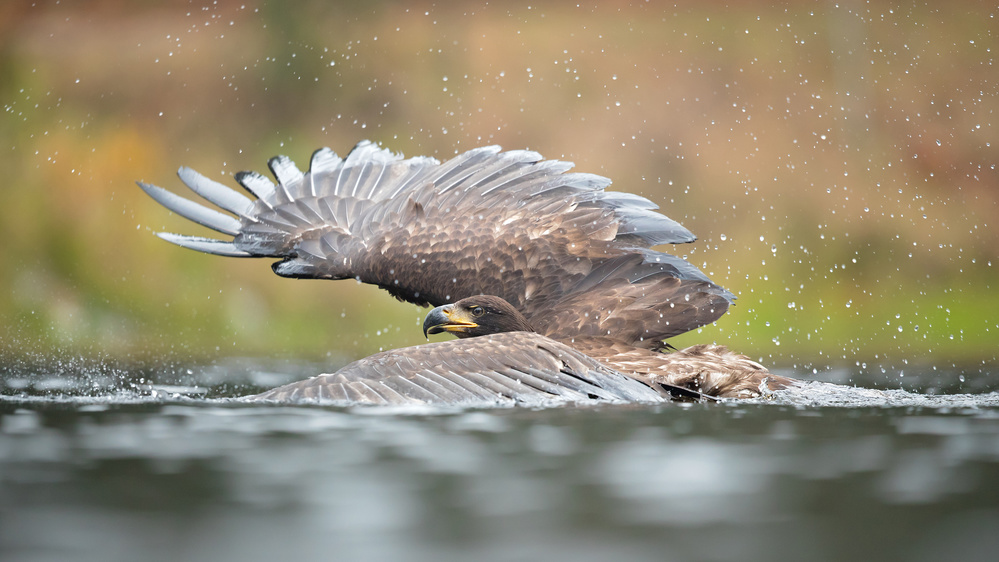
[243, 332, 707, 406]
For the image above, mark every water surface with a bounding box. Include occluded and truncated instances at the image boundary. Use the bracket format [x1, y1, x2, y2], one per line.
[2, 360, 998, 562]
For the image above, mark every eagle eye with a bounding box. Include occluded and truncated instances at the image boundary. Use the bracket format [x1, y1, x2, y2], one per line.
[471, 306, 485, 317]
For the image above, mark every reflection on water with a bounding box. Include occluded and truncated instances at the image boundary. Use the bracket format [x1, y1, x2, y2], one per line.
[2, 362, 999, 562]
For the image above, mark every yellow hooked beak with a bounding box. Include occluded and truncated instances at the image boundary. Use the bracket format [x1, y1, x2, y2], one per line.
[423, 303, 478, 338]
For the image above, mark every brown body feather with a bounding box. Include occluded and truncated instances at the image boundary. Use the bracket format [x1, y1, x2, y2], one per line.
[568, 337, 795, 398]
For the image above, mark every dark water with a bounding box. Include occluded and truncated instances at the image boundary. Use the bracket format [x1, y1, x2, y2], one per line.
[2, 360, 998, 562]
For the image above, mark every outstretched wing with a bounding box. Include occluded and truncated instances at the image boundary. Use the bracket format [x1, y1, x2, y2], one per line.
[243, 332, 704, 406]
[139, 141, 732, 345]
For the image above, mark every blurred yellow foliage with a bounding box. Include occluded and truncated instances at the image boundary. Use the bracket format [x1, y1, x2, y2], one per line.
[1, 1, 995, 369]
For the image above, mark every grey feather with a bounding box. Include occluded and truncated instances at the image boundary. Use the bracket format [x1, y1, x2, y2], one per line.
[307, 148, 342, 196]
[177, 167, 256, 218]
[155, 233, 251, 257]
[267, 155, 304, 201]
[615, 208, 697, 245]
[137, 181, 242, 236]
[234, 171, 276, 202]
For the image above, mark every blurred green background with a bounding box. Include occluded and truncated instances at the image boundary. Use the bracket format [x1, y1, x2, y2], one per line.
[1, 1, 995, 372]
